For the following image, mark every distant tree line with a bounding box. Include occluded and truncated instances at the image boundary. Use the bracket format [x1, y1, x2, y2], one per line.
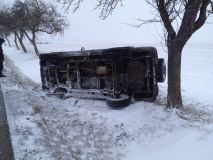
[0, 0, 68, 55]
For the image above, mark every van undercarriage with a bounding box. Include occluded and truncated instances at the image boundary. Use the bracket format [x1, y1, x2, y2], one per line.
[39, 47, 166, 107]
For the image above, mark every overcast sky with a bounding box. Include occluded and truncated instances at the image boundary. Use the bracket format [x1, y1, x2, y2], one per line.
[58, 0, 213, 44]
[2, 0, 213, 44]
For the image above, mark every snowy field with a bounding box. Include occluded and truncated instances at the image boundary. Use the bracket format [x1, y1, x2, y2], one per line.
[1, 42, 213, 160]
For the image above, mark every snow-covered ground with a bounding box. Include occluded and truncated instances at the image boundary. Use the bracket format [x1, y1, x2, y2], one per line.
[1, 42, 213, 160]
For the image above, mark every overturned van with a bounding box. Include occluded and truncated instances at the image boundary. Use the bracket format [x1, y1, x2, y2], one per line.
[39, 46, 166, 107]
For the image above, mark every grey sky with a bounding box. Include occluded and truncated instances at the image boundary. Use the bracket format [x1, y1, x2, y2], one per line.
[57, 0, 213, 44]
[2, 0, 213, 44]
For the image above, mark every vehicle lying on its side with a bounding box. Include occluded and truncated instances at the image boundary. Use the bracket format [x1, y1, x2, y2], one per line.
[39, 46, 166, 107]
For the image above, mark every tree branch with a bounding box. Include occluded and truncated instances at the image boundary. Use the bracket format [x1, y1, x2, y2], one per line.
[122, 18, 161, 28]
[24, 31, 33, 42]
[194, 0, 210, 32]
[157, 0, 176, 37]
[176, 0, 202, 45]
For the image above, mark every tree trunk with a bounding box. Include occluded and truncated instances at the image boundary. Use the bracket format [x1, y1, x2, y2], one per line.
[18, 38, 27, 53]
[15, 32, 27, 53]
[5, 37, 11, 47]
[25, 31, 40, 56]
[32, 41, 39, 56]
[167, 43, 183, 109]
[32, 33, 39, 56]
[14, 34, 20, 50]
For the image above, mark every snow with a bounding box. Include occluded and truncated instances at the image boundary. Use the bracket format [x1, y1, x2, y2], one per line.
[182, 46, 213, 107]
[4, 47, 41, 83]
[125, 129, 213, 160]
[1, 42, 213, 160]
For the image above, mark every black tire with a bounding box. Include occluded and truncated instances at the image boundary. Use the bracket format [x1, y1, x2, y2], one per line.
[54, 87, 68, 94]
[156, 58, 166, 82]
[53, 87, 67, 99]
[106, 94, 130, 108]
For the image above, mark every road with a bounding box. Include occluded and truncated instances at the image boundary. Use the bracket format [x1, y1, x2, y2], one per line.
[0, 84, 14, 160]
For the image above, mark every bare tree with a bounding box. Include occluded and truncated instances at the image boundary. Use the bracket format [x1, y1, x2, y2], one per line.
[57, 0, 213, 109]
[145, 0, 212, 109]
[22, 0, 68, 56]
[14, 31, 27, 52]
[14, 32, 20, 49]
[0, 0, 67, 55]
[0, 8, 13, 47]
[11, 0, 28, 52]
[0, 3, 28, 51]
